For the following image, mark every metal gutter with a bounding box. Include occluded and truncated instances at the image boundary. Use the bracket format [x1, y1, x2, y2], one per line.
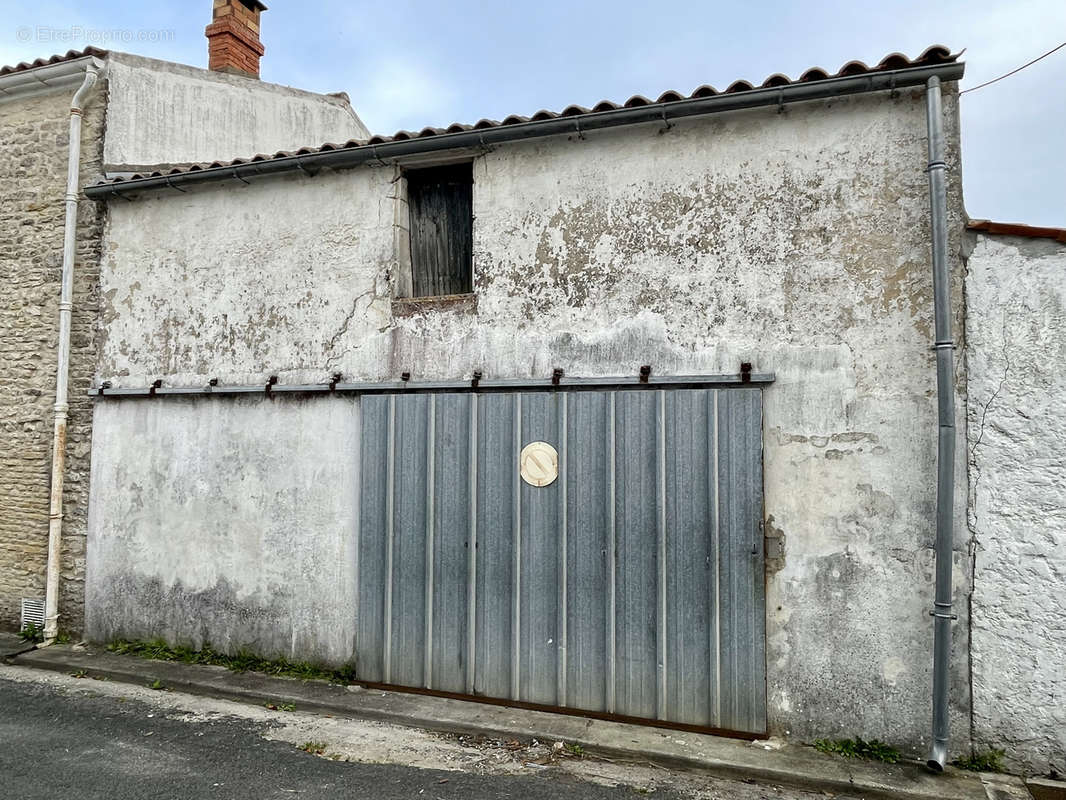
[88, 373, 775, 398]
[923, 75, 957, 773]
[43, 59, 100, 644]
[84, 61, 964, 200]
[0, 56, 104, 103]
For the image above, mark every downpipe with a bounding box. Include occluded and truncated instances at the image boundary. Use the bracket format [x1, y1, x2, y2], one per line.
[42, 61, 99, 644]
[924, 75, 957, 773]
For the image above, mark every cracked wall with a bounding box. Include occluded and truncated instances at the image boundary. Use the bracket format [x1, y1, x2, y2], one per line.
[966, 232, 1066, 776]
[93, 88, 970, 755]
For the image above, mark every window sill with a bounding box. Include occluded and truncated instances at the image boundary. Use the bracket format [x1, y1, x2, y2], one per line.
[392, 293, 478, 317]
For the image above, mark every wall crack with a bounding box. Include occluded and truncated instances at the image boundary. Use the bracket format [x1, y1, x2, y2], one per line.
[324, 290, 375, 371]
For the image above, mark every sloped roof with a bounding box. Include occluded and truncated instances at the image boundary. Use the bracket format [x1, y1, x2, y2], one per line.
[0, 46, 108, 76]
[91, 45, 959, 191]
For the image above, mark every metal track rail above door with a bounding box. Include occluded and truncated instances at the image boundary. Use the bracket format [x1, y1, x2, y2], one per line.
[88, 373, 775, 399]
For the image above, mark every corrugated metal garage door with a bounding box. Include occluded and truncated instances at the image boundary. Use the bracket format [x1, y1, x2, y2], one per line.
[355, 385, 766, 735]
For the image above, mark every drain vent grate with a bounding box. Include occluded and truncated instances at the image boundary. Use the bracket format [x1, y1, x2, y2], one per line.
[20, 598, 45, 632]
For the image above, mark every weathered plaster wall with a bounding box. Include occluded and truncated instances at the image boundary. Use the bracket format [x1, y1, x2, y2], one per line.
[0, 82, 106, 633]
[85, 395, 360, 665]
[966, 233, 1066, 776]
[103, 52, 369, 170]
[95, 88, 969, 754]
[99, 166, 395, 388]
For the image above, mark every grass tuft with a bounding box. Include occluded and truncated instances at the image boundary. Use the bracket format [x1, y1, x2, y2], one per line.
[814, 737, 901, 764]
[106, 639, 358, 686]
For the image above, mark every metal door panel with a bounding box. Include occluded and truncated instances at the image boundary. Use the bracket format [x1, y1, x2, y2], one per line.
[429, 393, 473, 694]
[613, 390, 661, 720]
[355, 385, 766, 735]
[355, 395, 389, 682]
[390, 394, 430, 689]
[472, 393, 516, 700]
[717, 389, 767, 733]
[564, 391, 610, 712]
[664, 388, 717, 726]
[517, 392, 562, 706]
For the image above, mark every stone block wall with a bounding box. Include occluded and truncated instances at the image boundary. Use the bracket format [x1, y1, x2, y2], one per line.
[0, 82, 106, 634]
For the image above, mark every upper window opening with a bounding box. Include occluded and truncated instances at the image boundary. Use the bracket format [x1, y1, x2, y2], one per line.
[406, 163, 473, 298]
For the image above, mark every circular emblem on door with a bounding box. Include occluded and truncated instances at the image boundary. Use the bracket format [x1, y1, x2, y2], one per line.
[520, 441, 559, 487]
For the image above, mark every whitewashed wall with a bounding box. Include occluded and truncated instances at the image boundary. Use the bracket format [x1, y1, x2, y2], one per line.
[966, 232, 1066, 776]
[103, 52, 368, 170]
[86, 395, 361, 665]
[93, 88, 970, 755]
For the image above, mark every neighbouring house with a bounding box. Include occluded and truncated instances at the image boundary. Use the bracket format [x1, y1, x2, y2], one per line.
[963, 220, 1066, 777]
[0, 0, 368, 639]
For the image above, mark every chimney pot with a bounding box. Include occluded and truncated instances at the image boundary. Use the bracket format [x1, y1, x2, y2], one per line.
[205, 0, 267, 78]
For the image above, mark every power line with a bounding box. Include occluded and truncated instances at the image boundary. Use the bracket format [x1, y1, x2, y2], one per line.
[960, 41, 1066, 95]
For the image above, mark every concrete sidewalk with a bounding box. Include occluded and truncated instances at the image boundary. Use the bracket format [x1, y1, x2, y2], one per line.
[0, 634, 1033, 800]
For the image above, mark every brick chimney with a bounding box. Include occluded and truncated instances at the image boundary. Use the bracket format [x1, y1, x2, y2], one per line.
[205, 0, 267, 78]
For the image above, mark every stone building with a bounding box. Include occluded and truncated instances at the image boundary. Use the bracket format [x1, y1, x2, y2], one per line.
[0, 0, 367, 637]
[82, 45, 986, 762]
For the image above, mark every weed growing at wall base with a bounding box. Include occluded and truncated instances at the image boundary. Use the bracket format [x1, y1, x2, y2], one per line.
[105, 639, 358, 685]
[18, 623, 43, 642]
[952, 750, 1006, 773]
[813, 737, 901, 764]
[17, 626, 72, 644]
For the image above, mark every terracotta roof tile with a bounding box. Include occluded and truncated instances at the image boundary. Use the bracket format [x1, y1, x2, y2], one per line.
[760, 74, 792, 88]
[798, 68, 831, 83]
[968, 220, 1066, 243]
[0, 46, 108, 76]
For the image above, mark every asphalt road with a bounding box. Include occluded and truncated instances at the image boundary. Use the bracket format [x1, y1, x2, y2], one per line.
[0, 675, 677, 800]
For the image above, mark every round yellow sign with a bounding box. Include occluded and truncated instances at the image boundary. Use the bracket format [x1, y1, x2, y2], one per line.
[520, 441, 559, 487]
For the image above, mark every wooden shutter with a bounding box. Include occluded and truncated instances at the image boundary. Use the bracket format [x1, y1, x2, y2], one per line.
[407, 164, 473, 297]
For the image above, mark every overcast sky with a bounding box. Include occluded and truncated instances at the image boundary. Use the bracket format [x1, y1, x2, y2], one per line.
[2, 0, 1063, 226]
